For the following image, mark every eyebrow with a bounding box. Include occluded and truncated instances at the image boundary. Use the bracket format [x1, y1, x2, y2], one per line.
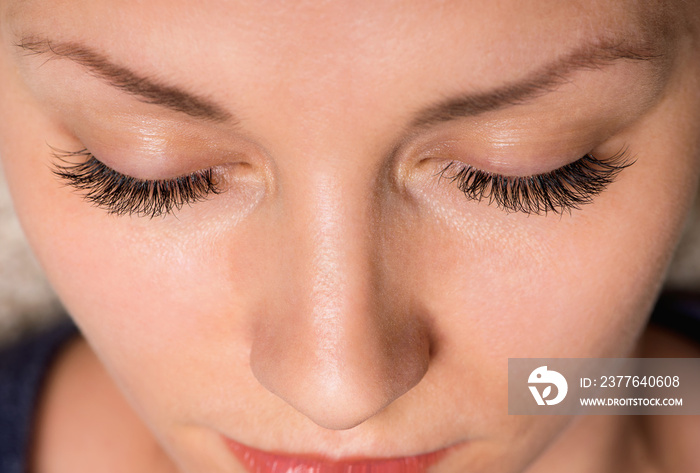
[410, 39, 664, 128]
[16, 37, 234, 123]
[16, 36, 662, 129]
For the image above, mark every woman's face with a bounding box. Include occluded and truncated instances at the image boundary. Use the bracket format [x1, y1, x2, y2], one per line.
[1, 0, 700, 471]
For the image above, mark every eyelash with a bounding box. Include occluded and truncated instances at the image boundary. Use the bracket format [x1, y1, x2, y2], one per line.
[51, 146, 631, 218]
[437, 149, 634, 215]
[51, 149, 221, 218]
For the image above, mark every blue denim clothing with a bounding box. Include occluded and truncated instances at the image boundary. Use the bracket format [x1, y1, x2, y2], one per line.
[0, 319, 78, 473]
[649, 291, 700, 339]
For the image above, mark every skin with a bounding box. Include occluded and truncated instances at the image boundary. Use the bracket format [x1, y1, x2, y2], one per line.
[1, 0, 700, 472]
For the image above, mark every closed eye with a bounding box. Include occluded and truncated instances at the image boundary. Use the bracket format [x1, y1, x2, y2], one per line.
[438, 149, 634, 215]
[51, 148, 221, 218]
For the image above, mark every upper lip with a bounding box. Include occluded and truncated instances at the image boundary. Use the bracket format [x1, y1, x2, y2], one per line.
[223, 436, 459, 473]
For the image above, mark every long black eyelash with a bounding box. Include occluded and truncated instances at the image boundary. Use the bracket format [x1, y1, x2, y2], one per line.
[51, 149, 221, 218]
[438, 150, 634, 215]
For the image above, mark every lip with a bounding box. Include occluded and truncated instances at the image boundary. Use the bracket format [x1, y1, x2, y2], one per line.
[224, 437, 452, 473]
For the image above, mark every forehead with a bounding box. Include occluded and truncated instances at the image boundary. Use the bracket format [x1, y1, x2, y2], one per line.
[7, 1, 666, 75]
[4, 0, 675, 143]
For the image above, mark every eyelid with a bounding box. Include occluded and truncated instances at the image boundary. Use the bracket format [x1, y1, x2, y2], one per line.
[413, 133, 594, 178]
[50, 147, 221, 218]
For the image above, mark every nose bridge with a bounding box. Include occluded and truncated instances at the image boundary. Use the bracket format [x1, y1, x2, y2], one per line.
[306, 173, 373, 368]
[249, 164, 431, 430]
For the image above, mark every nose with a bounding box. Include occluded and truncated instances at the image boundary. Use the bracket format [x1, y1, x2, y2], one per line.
[249, 171, 432, 430]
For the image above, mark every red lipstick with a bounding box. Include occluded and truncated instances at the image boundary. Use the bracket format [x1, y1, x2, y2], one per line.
[224, 438, 449, 473]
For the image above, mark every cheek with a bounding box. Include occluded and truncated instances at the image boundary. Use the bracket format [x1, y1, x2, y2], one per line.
[0, 82, 269, 424]
[398, 189, 665, 365]
[392, 123, 699, 434]
[13, 201, 281, 431]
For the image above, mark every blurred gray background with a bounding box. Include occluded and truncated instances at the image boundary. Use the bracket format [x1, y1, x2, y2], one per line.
[2, 163, 700, 347]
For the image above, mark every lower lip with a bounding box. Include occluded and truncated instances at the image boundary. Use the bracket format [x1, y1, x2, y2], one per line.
[224, 437, 451, 473]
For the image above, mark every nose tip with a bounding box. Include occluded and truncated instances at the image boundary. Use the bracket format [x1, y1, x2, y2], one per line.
[249, 299, 432, 430]
[247, 168, 433, 430]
